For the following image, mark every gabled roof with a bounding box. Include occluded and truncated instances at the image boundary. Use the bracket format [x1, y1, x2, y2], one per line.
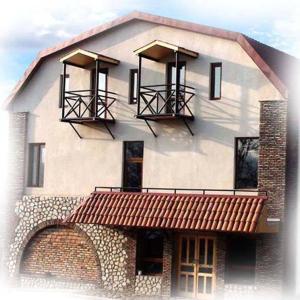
[64, 191, 267, 233]
[3, 11, 296, 108]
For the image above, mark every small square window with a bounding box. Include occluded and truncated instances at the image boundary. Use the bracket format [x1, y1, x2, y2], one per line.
[27, 143, 45, 187]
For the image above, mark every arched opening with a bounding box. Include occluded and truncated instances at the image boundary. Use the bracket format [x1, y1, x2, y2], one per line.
[19, 224, 101, 284]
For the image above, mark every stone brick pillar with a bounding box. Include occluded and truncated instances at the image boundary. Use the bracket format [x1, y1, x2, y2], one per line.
[161, 233, 172, 298]
[123, 230, 136, 297]
[258, 100, 287, 219]
[215, 235, 226, 299]
[256, 100, 287, 296]
[4, 112, 28, 282]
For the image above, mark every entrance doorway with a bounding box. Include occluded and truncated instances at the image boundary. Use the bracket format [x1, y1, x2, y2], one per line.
[177, 235, 216, 298]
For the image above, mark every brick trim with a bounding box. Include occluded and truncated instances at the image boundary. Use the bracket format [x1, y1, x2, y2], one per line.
[15, 219, 102, 287]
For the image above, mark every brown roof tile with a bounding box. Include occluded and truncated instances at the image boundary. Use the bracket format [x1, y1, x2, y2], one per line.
[65, 192, 267, 233]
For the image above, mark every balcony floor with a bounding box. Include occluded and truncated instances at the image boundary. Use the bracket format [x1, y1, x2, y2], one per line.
[136, 113, 194, 121]
[60, 117, 115, 124]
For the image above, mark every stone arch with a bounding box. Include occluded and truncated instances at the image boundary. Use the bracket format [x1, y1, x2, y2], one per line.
[16, 219, 102, 285]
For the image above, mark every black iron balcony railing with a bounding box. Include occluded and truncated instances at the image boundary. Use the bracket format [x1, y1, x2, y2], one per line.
[94, 186, 267, 196]
[137, 83, 195, 120]
[61, 89, 117, 122]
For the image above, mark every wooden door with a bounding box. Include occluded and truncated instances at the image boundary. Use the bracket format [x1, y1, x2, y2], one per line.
[177, 235, 216, 299]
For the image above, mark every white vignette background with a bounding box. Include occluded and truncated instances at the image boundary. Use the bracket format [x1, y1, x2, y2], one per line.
[0, 0, 299, 298]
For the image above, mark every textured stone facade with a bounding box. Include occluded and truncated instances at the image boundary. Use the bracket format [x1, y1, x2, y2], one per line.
[135, 275, 162, 296]
[9, 194, 175, 297]
[8, 195, 133, 297]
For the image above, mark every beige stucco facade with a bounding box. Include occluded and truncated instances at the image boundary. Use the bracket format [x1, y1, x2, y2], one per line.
[10, 19, 284, 196]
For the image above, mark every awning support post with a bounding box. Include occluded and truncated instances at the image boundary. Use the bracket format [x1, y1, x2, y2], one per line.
[62, 63, 67, 119]
[137, 55, 142, 115]
[175, 51, 179, 114]
[94, 59, 100, 117]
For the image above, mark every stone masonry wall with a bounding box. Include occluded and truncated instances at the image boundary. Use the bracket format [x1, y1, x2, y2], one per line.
[9, 195, 132, 297]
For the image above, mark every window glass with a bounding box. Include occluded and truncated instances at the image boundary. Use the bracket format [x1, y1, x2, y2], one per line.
[28, 144, 45, 187]
[59, 74, 69, 108]
[129, 69, 138, 104]
[123, 141, 143, 192]
[210, 63, 222, 100]
[225, 237, 256, 285]
[235, 138, 259, 189]
[136, 230, 163, 275]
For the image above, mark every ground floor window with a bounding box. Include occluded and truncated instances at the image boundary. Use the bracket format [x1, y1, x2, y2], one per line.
[225, 236, 256, 285]
[136, 230, 164, 275]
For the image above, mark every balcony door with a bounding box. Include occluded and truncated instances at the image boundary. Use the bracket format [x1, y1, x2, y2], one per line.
[166, 62, 186, 114]
[177, 235, 216, 299]
[91, 68, 108, 118]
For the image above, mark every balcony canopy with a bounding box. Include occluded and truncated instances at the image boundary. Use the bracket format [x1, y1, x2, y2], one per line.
[59, 49, 120, 68]
[65, 191, 269, 233]
[134, 40, 198, 61]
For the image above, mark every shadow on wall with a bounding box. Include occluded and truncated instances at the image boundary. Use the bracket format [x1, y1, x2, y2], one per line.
[10, 21, 266, 155]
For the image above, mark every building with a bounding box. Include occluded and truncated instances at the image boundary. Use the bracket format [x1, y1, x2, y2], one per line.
[3, 11, 299, 299]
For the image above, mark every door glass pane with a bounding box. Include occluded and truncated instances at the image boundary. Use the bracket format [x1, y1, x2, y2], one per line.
[124, 163, 142, 190]
[198, 276, 204, 293]
[207, 239, 214, 265]
[180, 275, 186, 291]
[188, 275, 194, 292]
[189, 238, 195, 263]
[206, 277, 212, 294]
[65, 76, 70, 91]
[98, 72, 106, 91]
[181, 238, 187, 263]
[181, 265, 194, 272]
[199, 238, 205, 264]
[199, 267, 213, 274]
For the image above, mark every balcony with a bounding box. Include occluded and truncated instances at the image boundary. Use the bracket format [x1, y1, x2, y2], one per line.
[61, 88, 117, 123]
[59, 49, 119, 138]
[134, 40, 198, 136]
[137, 83, 195, 121]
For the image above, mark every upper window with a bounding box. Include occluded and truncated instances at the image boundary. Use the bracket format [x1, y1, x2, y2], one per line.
[136, 230, 163, 275]
[129, 69, 138, 104]
[235, 138, 259, 189]
[123, 141, 144, 192]
[59, 74, 69, 108]
[225, 237, 256, 285]
[210, 62, 222, 100]
[27, 143, 45, 187]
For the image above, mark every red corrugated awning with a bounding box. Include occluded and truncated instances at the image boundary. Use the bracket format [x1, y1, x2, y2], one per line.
[64, 192, 267, 233]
